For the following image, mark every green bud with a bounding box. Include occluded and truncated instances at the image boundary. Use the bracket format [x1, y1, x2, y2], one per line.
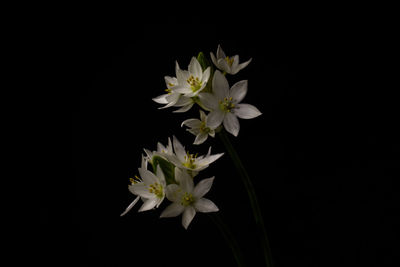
[151, 155, 176, 185]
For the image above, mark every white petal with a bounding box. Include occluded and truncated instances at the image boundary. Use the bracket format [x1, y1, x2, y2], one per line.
[216, 44, 226, 60]
[206, 110, 225, 129]
[229, 80, 248, 103]
[193, 177, 215, 199]
[196, 152, 224, 166]
[217, 58, 230, 73]
[193, 133, 208, 145]
[223, 112, 240, 137]
[156, 165, 165, 184]
[212, 70, 229, 100]
[165, 184, 183, 202]
[176, 68, 189, 85]
[234, 103, 262, 119]
[182, 206, 196, 229]
[201, 67, 211, 83]
[231, 55, 240, 70]
[171, 86, 192, 95]
[189, 57, 202, 78]
[199, 110, 207, 121]
[237, 58, 252, 72]
[152, 94, 168, 104]
[129, 184, 152, 198]
[164, 76, 178, 87]
[173, 103, 194, 113]
[198, 92, 219, 110]
[181, 118, 201, 128]
[172, 135, 186, 162]
[158, 93, 180, 109]
[175, 168, 194, 193]
[174, 95, 192, 107]
[139, 168, 157, 185]
[160, 202, 184, 218]
[194, 198, 219, 213]
[120, 195, 140, 216]
[138, 198, 158, 212]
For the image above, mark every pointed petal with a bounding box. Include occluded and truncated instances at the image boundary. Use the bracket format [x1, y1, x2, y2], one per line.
[193, 177, 215, 198]
[193, 133, 208, 145]
[194, 198, 219, 213]
[173, 103, 194, 113]
[223, 113, 240, 136]
[156, 165, 165, 183]
[206, 110, 225, 129]
[182, 206, 196, 229]
[138, 198, 158, 212]
[234, 103, 262, 119]
[196, 152, 224, 166]
[216, 44, 226, 60]
[181, 118, 201, 128]
[139, 168, 157, 185]
[238, 58, 252, 70]
[173, 135, 186, 162]
[164, 76, 178, 87]
[199, 110, 207, 121]
[198, 92, 219, 110]
[189, 57, 202, 78]
[217, 58, 230, 73]
[212, 70, 229, 100]
[129, 183, 152, 198]
[158, 93, 180, 109]
[120, 195, 140, 216]
[210, 52, 218, 66]
[201, 67, 210, 83]
[152, 94, 169, 104]
[160, 202, 184, 218]
[229, 80, 248, 103]
[231, 55, 240, 70]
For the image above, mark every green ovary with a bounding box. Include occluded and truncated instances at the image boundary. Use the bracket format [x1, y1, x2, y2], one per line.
[187, 75, 202, 92]
[181, 192, 195, 206]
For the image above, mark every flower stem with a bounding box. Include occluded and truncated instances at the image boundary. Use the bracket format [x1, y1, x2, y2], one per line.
[218, 129, 274, 267]
[208, 213, 246, 267]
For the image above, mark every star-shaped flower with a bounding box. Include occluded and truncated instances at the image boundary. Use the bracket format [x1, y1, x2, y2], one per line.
[181, 110, 216, 145]
[160, 168, 219, 229]
[165, 136, 224, 175]
[199, 70, 262, 136]
[210, 44, 252, 75]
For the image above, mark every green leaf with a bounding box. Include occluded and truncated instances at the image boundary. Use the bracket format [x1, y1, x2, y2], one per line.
[151, 155, 176, 185]
[197, 51, 214, 93]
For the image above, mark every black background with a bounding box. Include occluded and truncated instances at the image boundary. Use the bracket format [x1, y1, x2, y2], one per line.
[33, 15, 398, 267]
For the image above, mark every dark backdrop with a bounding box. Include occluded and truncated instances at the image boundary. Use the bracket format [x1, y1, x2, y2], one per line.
[35, 19, 397, 267]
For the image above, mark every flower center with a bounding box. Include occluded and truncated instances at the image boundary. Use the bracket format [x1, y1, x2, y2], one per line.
[181, 192, 195, 206]
[148, 182, 164, 198]
[183, 152, 197, 169]
[219, 97, 235, 113]
[187, 75, 202, 92]
[199, 121, 210, 134]
[130, 175, 142, 184]
[225, 56, 234, 66]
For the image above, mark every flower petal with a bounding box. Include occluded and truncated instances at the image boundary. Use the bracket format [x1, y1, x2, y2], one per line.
[129, 183, 152, 198]
[138, 198, 158, 212]
[152, 94, 168, 104]
[173, 135, 186, 162]
[189, 57, 202, 78]
[193, 132, 208, 145]
[174, 95, 192, 107]
[181, 118, 201, 128]
[229, 80, 248, 104]
[212, 70, 229, 100]
[196, 152, 224, 167]
[139, 168, 157, 185]
[193, 177, 215, 199]
[201, 67, 210, 83]
[158, 93, 180, 109]
[206, 110, 225, 129]
[120, 195, 140, 216]
[173, 103, 194, 113]
[165, 76, 178, 87]
[223, 112, 240, 137]
[237, 58, 252, 72]
[160, 202, 184, 218]
[234, 103, 262, 119]
[156, 165, 165, 184]
[165, 184, 183, 202]
[216, 44, 226, 60]
[198, 92, 219, 110]
[210, 52, 218, 66]
[194, 198, 219, 213]
[182, 206, 196, 229]
[175, 168, 194, 193]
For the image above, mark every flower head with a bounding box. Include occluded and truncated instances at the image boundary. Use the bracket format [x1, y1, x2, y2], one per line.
[143, 137, 173, 164]
[199, 70, 262, 136]
[181, 110, 216, 145]
[210, 45, 252, 75]
[160, 168, 219, 229]
[166, 136, 224, 174]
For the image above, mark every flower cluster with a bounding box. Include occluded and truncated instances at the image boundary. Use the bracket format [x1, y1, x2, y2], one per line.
[153, 45, 262, 142]
[121, 136, 223, 229]
[122, 45, 261, 229]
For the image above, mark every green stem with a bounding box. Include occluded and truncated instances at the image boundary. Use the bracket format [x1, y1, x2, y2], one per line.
[218, 129, 274, 267]
[208, 213, 246, 267]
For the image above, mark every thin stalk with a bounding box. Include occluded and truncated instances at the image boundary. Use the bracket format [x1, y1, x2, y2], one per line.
[218, 129, 274, 267]
[208, 213, 246, 267]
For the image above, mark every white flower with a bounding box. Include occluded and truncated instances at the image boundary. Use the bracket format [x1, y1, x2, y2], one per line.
[143, 137, 173, 164]
[172, 57, 211, 98]
[199, 70, 262, 136]
[121, 165, 167, 215]
[210, 44, 252, 75]
[166, 136, 224, 174]
[160, 168, 219, 229]
[181, 110, 216, 145]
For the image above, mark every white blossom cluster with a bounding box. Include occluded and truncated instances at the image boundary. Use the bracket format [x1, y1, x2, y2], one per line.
[122, 45, 261, 229]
